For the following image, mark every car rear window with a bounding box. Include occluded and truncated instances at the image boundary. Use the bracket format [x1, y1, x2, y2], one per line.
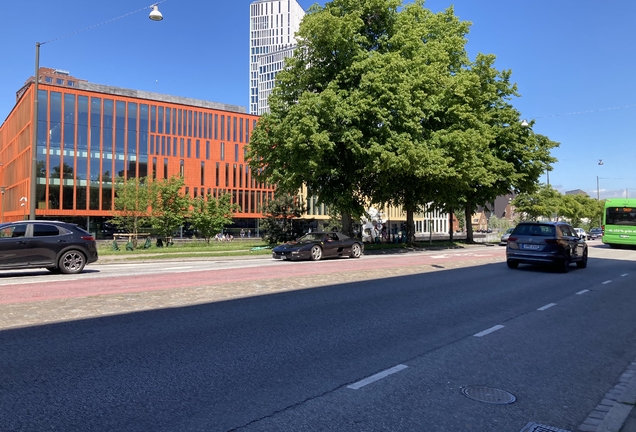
[33, 224, 61, 237]
[513, 224, 556, 237]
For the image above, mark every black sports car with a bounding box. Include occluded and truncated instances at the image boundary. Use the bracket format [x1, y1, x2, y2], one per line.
[272, 231, 364, 261]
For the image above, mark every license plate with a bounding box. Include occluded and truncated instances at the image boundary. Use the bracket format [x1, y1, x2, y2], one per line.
[282, 255, 288, 260]
[521, 244, 540, 250]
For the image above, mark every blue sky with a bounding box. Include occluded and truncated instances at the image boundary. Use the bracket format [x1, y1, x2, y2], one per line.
[2, 0, 635, 199]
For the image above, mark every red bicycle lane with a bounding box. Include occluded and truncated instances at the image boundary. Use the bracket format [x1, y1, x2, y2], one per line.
[0, 248, 505, 305]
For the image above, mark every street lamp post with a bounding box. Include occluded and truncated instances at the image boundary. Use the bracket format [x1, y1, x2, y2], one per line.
[596, 159, 604, 228]
[0, 187, 5, 223]
[29, 3, 165, 220]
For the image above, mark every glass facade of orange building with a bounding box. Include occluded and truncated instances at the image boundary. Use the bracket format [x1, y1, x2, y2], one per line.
[0, 69, 272, 237]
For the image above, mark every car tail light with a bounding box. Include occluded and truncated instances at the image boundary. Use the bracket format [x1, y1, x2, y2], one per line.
[508, 236, 518, 242]
[81, 235, 95, 241]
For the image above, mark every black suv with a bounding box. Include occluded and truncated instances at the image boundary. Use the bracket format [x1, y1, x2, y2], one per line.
[0, 221, 98, 274]
[506, 221, 588, 272]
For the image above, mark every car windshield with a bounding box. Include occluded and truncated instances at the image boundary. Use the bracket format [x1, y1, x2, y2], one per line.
[298, 233, 325, 242]
[513, 224, 556, 237]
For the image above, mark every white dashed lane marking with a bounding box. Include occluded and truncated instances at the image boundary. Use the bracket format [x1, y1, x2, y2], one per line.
[576, 289, 590, 295]
[474, 325, 504, 337]
[538, 303, 556, 311]
[621, 273, 628, 277]
[602, 280, 612, 285]
[347, 365, 408, 390]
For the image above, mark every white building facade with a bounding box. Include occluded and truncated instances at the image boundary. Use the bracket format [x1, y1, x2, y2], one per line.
[249, 0, 305, 115]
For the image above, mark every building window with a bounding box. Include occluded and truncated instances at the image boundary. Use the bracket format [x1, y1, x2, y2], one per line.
[151, 106, 156, 133]
[220, 142, 225, 161]
[180, 159, 184, 177]
[201, 161, 205, 186]
[67, 80, 75, 87]
[45, 76, 53, 83]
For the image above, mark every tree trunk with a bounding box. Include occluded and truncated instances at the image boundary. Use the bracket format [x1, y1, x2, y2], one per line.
[448, 208, 454, 243]
[341, 212, 353, 237]
[464, 202, 474, 244]
[406, 209, 415, 244]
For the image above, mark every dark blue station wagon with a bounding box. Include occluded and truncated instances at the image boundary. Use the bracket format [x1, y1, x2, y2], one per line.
[506, 221, 588, 273]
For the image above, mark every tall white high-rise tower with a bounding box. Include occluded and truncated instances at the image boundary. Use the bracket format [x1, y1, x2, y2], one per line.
[249, 0, 305, 115]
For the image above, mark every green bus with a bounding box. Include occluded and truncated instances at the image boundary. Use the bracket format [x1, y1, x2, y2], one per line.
[602, 198, 636, 248]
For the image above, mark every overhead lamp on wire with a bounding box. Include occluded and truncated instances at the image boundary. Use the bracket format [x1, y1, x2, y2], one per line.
[149, 4, 163, 21]
[520, 119, 529, 127]
[598, 159, 604, 166]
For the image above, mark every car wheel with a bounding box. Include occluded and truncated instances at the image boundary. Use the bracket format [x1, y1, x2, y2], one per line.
[577, 250, 588, 269]
[58, 250, 87, 274]
[559, 256, 570, 273]
[350, 243, 362, 258]
[507, 260, 519, 269]
[310, 245, 323, 261]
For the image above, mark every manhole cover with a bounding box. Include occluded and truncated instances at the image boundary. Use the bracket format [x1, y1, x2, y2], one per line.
[519, 422, 572, 432]
[461, 386, 516, 404]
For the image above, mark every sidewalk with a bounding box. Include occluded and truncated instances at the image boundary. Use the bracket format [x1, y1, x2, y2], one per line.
[577, 359, 636, 432]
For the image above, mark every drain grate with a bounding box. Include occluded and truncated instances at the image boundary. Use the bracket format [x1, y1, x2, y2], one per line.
[461, 385, 516, 404]
[519, 422, 572, 432]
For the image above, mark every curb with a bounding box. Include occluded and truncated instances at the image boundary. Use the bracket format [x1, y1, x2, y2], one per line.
[579, 360, 636, 432]
[597, 371, 636, 432]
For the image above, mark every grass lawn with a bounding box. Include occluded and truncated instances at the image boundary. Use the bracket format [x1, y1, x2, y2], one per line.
[98, 237, 475, 260]
[98, 239, 272, 258]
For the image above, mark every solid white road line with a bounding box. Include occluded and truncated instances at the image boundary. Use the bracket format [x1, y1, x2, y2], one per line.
[474, 325, 504, 337]
[538, 303, 557, 311]
[347, 364, 408, 390]
[576, 289, 590, 295]
[602, 280, 612, 285]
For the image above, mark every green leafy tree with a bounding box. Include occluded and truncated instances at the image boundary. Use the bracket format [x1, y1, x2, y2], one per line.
[557, 194, 602, 229]
[591, 199, 605, 230]
[149, 176, 191, 243]
[110, 176, 152, 248]
[189, 193, 239, 244]
[248, 0, 457, 240]
[512, 184, 561, 221]
[248, 0, 558, 244]
[260, 194, 305, 244]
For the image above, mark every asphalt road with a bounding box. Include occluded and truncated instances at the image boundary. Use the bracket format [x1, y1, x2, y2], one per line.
[0, 243, 635, 431]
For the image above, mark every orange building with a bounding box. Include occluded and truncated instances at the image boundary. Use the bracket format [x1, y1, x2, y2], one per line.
[0, 68, 270, 237]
